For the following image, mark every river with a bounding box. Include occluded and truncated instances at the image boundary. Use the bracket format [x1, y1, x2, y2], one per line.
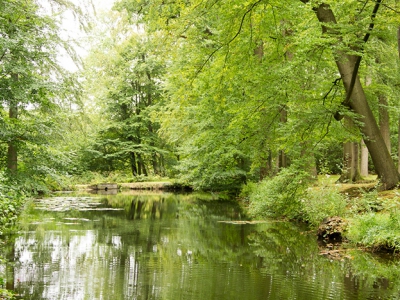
[1, 191, 400, 299]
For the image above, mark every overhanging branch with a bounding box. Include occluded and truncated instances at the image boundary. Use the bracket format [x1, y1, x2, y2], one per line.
[343, 0, 382, 108]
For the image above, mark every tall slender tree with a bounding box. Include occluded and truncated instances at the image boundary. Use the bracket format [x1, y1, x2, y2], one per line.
[82, 12, 168, 177]
[0, 0, 87, 186]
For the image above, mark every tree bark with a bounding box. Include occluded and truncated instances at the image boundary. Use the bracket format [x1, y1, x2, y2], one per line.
[278, 23, 291, 170]
[130, 152, 138, 176]
[338, 117, 360, 182]
[312, 3, 399, 189]
[137, 153, 148, 176]
[338, 141, 360, 182]
[360, 139, 369, 177]
[378, 94, 391, 154]
[397, 27, 400, 173]
[278, 105, 288, 169]
[7, 76, 18, 175]
[259, 150, 273, 180]
[398, 116, 400, 174]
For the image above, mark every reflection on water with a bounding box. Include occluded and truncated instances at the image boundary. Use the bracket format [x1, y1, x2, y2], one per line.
[2, 192, 400, 299]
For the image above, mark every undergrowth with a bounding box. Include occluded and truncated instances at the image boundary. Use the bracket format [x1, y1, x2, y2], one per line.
[246, 168, 400, 252]
[346, 212, 400, 251]
[246, 166, 347, 227]
[301, 186, 347, 227]
[0, 175, 27, 300]
[247, 165, 310, 220]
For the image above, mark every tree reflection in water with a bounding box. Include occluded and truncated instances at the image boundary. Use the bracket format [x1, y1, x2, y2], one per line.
[1, 192, 399, 299]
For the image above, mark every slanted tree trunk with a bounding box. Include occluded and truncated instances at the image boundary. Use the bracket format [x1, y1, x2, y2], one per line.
[311, 3, 399, 189]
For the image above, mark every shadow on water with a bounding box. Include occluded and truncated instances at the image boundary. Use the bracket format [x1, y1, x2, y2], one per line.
[1, 191, 400, 299]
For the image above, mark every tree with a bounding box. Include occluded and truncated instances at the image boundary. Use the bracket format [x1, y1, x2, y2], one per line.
[81, 11, 169, 178]
[0, 0, 88, 189]
[114, 0, 400, 190]
[337, 116, 361, 183]
[305, 1, 399, 189]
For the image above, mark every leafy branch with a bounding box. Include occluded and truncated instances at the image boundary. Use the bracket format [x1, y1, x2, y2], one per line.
[193, 0, 263, 79]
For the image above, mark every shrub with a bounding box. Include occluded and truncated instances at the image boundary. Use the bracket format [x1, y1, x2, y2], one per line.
[239, 181, 257, 200]
[0, 186, 25, 235]
[301, 187, 347, 227]
[248, 165, 311, 220]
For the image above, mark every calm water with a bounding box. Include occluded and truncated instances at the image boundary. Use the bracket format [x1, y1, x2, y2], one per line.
[2, 192, 400, 299]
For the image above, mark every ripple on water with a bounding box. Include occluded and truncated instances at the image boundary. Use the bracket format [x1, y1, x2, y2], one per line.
[6, 194, 400, 300]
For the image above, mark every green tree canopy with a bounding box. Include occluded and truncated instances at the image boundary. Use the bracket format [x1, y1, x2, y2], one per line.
[0, 0, 89, 190]
[80, 10, 171, 178]
[113, 0, 400, 190]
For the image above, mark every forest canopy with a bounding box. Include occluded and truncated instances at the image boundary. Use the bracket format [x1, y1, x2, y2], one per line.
[103, 0, 400, 190]
[1, 0, 400, 193]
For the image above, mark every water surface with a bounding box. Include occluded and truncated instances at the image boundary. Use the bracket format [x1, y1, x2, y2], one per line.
[2, 192, 400, 299]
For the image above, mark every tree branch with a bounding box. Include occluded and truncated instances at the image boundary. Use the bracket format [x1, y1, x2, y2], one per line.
[193, 0, 263, 79]
[300, 0, 383, 119]
[343, 0, 382, 108]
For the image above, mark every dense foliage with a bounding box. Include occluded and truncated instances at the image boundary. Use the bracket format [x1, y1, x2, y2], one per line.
[109, 0, 400, 190]
[0, 0, 88, 194]
[1, 0, 400, 253]
[79, 13, 171, 178]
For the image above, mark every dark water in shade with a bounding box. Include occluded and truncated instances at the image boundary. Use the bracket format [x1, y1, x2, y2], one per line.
[2, 192, 400, 300]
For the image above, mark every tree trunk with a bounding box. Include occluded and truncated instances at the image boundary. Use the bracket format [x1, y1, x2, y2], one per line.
[259, 150, 273, 180]
[360, 139, 369, 177]
[313, 3, 399, 189]
[338, 141, 360, 183]
[397, 27, 400, 174]
[338, 117, 360, 182]
[137, 153, 148, 176]
[152, 153, 160, 175]
[398, 116, 400, 174]
[278, 105, 288, 169]
[378, 94, 391, 154]
[7, 101, 18, 175]
[254, 41, 273, 180]
[360, 74, 371, 178]
[130, 152, 138, 176]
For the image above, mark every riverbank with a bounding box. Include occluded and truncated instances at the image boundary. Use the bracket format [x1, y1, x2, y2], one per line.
[6, 172, 400, 255]
[315, 175, 400, 251]
[76, 181, 192, 192]
[245, 170, 400, 254]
